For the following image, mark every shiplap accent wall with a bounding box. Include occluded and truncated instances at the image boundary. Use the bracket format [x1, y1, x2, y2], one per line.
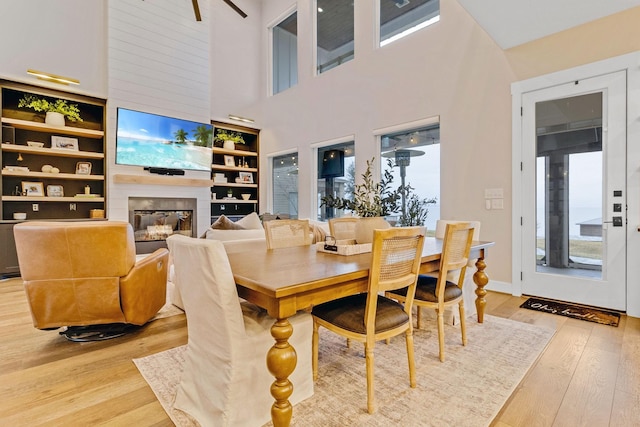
[107, 0, 213, 238]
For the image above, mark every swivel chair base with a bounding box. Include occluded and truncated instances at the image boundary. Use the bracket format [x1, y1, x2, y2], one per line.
[59, 323, 140, 342]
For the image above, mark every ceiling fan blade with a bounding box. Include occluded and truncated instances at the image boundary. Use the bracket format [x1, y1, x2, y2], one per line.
[222, 0, 247, 18]
[192, 0, 202, 21]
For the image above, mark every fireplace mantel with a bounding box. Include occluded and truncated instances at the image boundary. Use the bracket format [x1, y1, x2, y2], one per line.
[114, 174, 213, 187]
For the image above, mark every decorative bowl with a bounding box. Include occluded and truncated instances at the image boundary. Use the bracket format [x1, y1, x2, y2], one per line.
[13, 212, 26, 220]
[241, 194, 251, 200]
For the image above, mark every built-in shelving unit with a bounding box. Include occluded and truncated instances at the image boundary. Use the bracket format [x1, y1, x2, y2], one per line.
[0, 81, 107, 222]
[0, 80, 107, 276]
[211, 121, 259, 220]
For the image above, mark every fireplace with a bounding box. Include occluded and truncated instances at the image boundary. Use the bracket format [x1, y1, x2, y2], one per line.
[128, 197, 197, 253]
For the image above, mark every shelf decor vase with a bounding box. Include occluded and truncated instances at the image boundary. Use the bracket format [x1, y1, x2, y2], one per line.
[354, 217, 390, 244]
[223, 140, 235, 150]
[45, 112, 65, 127]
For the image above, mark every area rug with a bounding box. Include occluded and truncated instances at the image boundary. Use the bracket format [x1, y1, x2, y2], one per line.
[150, 302, 184, 321]
[520, 297, 620, 327]
[134, 315, 554, 427]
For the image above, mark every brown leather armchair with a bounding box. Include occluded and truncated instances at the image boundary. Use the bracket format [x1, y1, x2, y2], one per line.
[14, 221, 169, 341]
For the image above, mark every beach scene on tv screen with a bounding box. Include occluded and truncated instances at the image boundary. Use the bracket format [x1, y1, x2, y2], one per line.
[116, 108, 213, 171]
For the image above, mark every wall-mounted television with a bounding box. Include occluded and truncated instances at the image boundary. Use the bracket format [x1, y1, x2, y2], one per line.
[115, 108, 213, 172]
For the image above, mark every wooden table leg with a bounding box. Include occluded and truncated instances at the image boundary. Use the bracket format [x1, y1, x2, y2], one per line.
[266, 318, 297, 427]
[473, 255, 489, 323]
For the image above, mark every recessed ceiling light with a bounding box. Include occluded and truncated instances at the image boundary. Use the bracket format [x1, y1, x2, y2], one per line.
[318, 7, 323, 12]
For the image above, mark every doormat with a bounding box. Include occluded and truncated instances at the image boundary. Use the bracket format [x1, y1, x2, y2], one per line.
[520, 297, 620, 327]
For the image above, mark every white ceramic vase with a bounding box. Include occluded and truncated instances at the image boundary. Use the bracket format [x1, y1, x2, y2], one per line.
[354, 217, 390, 244]
[223, 140, 235, 150]
[45, 111, 65, 127]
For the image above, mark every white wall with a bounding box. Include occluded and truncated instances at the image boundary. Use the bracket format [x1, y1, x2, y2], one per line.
[0, 1, 106, 97]
[244, 0, 516, 284]
[106, 0, 212, 236]
[210, 0, 263, 123]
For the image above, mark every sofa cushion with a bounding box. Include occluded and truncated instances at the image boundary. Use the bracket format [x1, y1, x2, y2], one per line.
[211, 215, 245, 230]
[236, 212, 263, 230]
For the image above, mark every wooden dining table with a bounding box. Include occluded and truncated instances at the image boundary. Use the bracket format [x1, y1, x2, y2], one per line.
[226, 237, 495, 427]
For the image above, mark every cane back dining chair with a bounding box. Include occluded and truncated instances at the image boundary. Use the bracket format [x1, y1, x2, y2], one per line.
[311, 226, 425, 414]
[264, 219, 312, 249]
[386, 222, 474, 362]
[428, 220, 481, 326]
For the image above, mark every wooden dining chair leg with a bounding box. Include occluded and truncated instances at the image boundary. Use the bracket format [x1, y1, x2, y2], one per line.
[346, 338, 351, 348]
[312, 321, 320, 381]
[405, 329, 417, 388]
[436, 308, 446, 362]
[416, 306, 422, 329]
[365, 342, 376, 414]
[459, 300, 467, 346]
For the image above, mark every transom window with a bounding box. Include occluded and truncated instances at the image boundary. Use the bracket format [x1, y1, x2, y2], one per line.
[316, 0, 354, 74]
[379, 0, 440, 47]
[272, 11, 298, 95]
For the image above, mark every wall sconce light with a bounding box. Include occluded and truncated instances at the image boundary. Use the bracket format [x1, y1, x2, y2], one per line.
[26, 69, 80, 86]
[228, 114, 254, 124]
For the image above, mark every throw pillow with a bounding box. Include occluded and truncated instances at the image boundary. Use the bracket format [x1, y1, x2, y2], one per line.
[211, 215, 245, 230]
[235, 212, 263, 230]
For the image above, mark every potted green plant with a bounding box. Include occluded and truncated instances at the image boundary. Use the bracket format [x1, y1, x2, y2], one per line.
[321, 158, 401, 243]
[215, 129, 245, 150]
[321, 157, 437, 242]
[18, 94, 83, 126]
[321, 158, 401, 218]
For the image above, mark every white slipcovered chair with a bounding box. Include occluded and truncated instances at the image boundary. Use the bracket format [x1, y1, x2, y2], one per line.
[166, 234, 314, 427]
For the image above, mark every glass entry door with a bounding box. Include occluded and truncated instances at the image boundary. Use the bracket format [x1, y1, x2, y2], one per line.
[521, 71, 626, 310]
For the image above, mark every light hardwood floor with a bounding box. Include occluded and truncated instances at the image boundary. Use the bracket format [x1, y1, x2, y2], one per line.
[1, 277, 639, 426]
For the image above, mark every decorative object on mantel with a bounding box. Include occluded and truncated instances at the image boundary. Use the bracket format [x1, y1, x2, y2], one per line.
[17, 94, 83, 125]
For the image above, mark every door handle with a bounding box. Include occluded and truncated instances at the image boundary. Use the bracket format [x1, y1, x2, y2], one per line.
[603, 216, 623, 226]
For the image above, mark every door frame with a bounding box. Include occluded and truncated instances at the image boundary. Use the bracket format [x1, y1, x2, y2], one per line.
[511, 51, 640, 317]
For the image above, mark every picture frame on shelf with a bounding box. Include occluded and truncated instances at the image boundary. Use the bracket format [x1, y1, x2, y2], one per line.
[46, 185, 64, 197]
[224, 155, 235, 167]
[239, 171, 253, 183]
[51, 136, 79, 151]
[21, 181, 44, 197]
[75, 161, 92, 175]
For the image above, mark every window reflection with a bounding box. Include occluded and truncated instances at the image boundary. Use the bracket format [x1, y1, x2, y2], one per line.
[317, 142, 355, 220]
[272, 153, 299, 218]
[380, 124, 440, 230]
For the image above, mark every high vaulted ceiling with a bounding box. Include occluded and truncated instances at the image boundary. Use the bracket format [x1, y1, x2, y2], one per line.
[457, 0, 640, 49]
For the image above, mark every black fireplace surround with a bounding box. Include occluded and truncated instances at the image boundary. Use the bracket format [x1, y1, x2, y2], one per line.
[128, 197, 197, 253]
